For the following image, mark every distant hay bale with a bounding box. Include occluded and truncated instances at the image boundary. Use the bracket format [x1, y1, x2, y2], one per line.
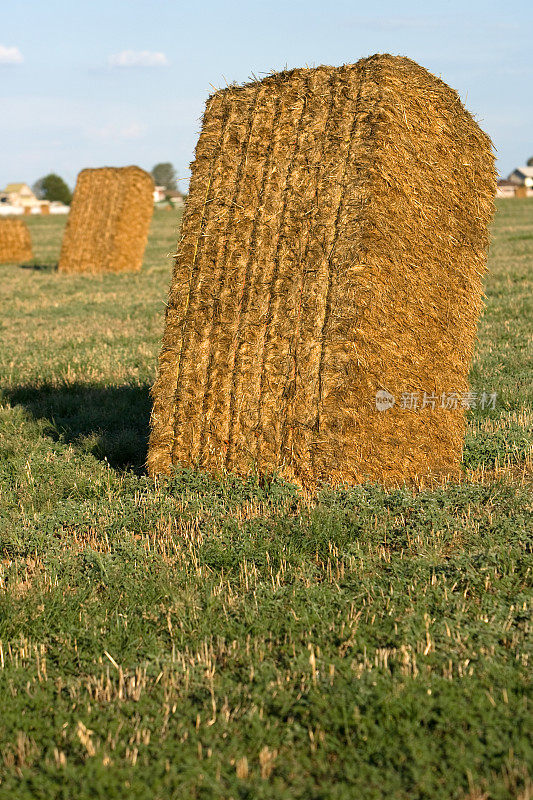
[514, 186, 527, 199]
[147, 54, 496, 488]
[0, 218, 33, 263]
[58, 166, 154, 274]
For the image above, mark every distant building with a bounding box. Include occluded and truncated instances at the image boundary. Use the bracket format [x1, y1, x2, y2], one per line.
[49, 201, 70, 215]
[166, 190, 185, 207]
[508, 167, 533, 188]
[496, 179, 516, 198]
[153, 185, 185, 208]
[2, 182, 38, 209]
[496, 177, 532, 199]
[0, 204, 23, 216]
[0, 184, 69, 214]
[153, 185, 167, 203]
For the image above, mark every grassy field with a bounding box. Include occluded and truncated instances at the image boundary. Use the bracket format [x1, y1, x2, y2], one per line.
[0, 202, 531, 799]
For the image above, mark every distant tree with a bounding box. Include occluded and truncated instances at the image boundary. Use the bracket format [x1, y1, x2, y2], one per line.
[151, 162, 177, 191]
[32, 178, 45, 199]
[33, 174, 72, 205]
[527, 156, 533, 167]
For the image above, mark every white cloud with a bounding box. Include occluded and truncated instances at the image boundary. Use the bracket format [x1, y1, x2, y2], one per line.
[108, 50, 169, 68]
[0, 45, 23, 65]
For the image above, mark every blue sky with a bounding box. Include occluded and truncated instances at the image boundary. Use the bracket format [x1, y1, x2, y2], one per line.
[1, 0, 531, 190]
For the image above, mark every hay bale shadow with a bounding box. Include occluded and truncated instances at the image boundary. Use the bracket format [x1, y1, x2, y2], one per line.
[5, 383, 151, 473]
[19, 262, 58, 271]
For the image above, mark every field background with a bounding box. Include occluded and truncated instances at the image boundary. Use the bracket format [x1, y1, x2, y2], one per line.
[0, 202, 531, 799]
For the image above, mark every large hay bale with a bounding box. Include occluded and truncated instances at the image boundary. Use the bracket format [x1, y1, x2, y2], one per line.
[148, 54, 496, 488]
[0, 218, 33, 263]
[58, 166, 154, 274]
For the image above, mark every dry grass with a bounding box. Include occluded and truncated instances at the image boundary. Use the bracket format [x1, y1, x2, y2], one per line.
[148, 54, 496, 489]
[0, 204, 530, 798]
[58, 166, 154, 274]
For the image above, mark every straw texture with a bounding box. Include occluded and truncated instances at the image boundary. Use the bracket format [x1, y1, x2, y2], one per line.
[148, 54, 496, 488]
[58, 166, 154, 274]
[0, 219, 33, 263]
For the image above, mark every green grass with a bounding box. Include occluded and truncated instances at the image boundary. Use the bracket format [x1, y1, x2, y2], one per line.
[0, 202, 531, 799]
